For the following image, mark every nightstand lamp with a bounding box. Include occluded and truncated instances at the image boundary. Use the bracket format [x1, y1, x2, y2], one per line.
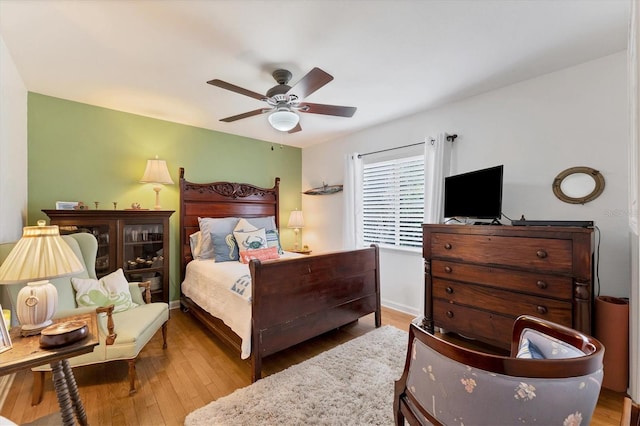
[140, 156, 174, 210]
[0, 221, 84, 336]
[287, 210, 305, 251]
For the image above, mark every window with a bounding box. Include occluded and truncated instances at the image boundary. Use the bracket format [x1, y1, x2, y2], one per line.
[362, 155, 425, 248]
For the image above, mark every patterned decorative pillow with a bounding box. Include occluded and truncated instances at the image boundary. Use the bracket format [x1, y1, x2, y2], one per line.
[198, 217, 240, 260]
[239, 246, 280, 263]
[516, 338, 546, 359]
[212, 232, 240, 262]
[266, 229, 284, 254]
[233, 228, 268, 258]
[71, 268, 138, 313]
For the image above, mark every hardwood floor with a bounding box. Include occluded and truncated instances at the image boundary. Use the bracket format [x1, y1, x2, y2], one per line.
[0, 307, 627, 425]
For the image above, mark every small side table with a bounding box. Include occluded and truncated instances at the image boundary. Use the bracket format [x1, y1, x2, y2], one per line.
[290, 249, 312, 255]
[0, 312, 99, 426]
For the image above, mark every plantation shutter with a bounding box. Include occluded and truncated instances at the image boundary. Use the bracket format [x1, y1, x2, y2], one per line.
[362, 155, 425, 248]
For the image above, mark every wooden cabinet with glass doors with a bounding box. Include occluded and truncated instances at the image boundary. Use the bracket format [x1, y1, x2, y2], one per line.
[43, 210, 174, 303]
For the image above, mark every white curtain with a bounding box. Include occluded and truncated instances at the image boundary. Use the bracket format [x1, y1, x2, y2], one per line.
[343, 153, 363, 249]
[423, 133, 452, 224]
[628, 0, 639, 402]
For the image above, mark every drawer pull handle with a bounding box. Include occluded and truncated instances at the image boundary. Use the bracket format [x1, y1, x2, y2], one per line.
[445, 286, 454, 294]
[444, 243, 452, 250]
[536, 250, 548, 259]
[446, 310, 454, 318]
[536, 280, 547, 289]
[444, 266, 452, 273]
[536, 306, 548, 315]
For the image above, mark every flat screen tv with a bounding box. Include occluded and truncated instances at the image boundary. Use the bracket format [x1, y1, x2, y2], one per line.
[444, 165, 503, 219]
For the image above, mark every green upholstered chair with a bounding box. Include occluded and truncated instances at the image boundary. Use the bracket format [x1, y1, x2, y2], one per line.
[0, 232, 169, 405]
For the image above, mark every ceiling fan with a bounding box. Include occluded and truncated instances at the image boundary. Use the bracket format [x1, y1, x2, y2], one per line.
[207, 67, 357, 133]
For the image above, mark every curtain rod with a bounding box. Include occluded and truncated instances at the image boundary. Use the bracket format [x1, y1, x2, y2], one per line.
[357, 134, 457, 158]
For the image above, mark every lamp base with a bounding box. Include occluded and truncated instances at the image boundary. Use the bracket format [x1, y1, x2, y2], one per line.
[16, 280, 58, 336]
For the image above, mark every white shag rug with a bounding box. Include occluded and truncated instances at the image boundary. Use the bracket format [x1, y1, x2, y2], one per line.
[184, 326, 409, 426]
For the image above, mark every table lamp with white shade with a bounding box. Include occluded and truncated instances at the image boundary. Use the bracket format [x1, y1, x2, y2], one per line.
[287, 210, 305, 251]
[140, 156, 174, 210]
[0, 221, 84, 336]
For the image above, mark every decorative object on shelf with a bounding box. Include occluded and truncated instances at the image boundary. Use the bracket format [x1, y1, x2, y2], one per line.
[94, 201, 100, 210]
[303, 182, 343, 195]
[55, 201, 78, 210]
[0, 304, 11, 353]
[131, 202, 141, 209]
[287, 210, 305, 251]
[140, 156, 174, 210]
[39, 319, 88, 348]
[113, 201, 118, 210]
[0, 221, 84, 336]
[552, 166, 605, 204]
[73, 202, 88, 210]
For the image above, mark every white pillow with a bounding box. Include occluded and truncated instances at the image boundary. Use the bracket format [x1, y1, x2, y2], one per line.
[234, 218, 258, 232]
[72, 268, 138, 313]
[233, 228, 267, 256]
[189, 231, 202, 259]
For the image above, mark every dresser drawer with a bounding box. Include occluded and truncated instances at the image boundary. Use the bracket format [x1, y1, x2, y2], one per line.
[431, 260, 573, 299]
[433, 279, 573, 325]
[433, 300, 513, 349]
[431, 233, 573, 273]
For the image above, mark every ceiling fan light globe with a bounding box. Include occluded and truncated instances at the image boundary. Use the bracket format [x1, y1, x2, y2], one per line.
[268, 110, 299, 132]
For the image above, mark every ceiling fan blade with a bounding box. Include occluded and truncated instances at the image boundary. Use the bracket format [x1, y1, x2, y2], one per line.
[288, 67, 333, 99]
[220, 108, 267, 123]
[288, 123, 302, 134]
[207, 79, 266, 101]
[299, 103, 357, 117]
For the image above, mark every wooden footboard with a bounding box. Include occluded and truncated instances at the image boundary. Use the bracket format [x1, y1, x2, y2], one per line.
[249, 245, 381, 382]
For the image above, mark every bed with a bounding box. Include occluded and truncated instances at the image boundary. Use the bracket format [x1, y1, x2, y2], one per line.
[178, 168, 381, 382]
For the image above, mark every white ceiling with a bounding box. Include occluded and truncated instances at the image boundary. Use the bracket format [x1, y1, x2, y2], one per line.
[0, 0, 630, 149]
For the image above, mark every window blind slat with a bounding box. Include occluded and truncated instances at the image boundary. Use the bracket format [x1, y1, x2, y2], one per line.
[362, 154, 424, 249]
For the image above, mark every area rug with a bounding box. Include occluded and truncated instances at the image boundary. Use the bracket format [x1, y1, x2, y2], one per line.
[184, 325, 409, 425]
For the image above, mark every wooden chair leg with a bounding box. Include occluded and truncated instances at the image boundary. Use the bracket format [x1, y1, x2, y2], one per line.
[31, 371, 45, 406]
[128, 359, 137, 395]
[162, 322, 168, 349]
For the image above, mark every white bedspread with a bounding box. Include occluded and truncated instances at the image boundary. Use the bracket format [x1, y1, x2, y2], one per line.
[181, 253, 302, 359]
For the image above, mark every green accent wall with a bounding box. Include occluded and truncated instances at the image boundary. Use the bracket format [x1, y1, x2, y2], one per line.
[27, 93, 302, 302]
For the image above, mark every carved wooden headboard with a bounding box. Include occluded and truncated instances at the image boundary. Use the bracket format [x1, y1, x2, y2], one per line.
[178, 167, 280, 282]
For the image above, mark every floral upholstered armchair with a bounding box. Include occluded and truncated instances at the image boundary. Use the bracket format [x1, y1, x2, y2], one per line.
[394, 315, 604, 426]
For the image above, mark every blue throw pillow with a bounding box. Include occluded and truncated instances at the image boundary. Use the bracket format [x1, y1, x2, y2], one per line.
[198, 217, 240, 260]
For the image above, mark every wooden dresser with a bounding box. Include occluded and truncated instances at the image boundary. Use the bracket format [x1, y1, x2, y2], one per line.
[422, 224, 594, 350]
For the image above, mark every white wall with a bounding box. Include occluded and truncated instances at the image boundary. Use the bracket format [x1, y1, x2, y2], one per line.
[0, 34, 27, 243]
[303, 52, 629, 316]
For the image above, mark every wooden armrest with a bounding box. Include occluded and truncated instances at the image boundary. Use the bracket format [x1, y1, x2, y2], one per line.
[138, 281, 152, 303]
[95, 304, 117, 345]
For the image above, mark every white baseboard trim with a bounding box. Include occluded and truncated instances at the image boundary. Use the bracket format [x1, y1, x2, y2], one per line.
[381, 300, 421, 317]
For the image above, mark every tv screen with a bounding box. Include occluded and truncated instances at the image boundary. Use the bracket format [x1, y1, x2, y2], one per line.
[444, 165, 503, 219]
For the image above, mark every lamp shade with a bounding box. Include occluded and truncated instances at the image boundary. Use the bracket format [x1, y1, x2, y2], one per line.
[0, 221, 84, 284]
[268, 109, 299, 132]
[287, 210, 305, 229]
[0, 221, 84, 334]
[140, 158, 174, 185]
